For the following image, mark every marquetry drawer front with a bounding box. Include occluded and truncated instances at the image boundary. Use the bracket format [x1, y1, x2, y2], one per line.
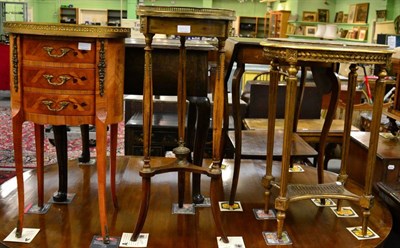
[23, 92, 94, 116]
[22, 67, 95, 91]
[22, 36, 96, 63]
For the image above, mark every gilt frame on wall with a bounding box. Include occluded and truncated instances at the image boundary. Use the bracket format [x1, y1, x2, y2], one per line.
[348, 4, 356, 23]
[302, 11, 317, 22]
[317, 9, 329, 22]
[354, 3, 369, 24]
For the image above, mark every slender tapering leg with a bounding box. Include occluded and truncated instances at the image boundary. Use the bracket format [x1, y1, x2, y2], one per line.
[210, 37, 229, 243]
[360, 65, 387, 235]
[175, 36, 189, 207]
[52, 125, 68, 202]
[34, 124, 44, 208]
[132, 177, 151, 241]
[336, 64, 358, 210]
[210, 177, 228, 243]
[132, 32, 154, 241]
[79, 124, 91, 163]
[275, 63, 298, 239]
[263, 59, 279, 212]
[190, 97, 211, 204]
[178, 171, 185, 208]
[229, 63, 244, 205]
[95, 121, 109, 243]
[13, 117, 24, 238]
[311, 66, 340, 185]
[110, 123, 118, 208]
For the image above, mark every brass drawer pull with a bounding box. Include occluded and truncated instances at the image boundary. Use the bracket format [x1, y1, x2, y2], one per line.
[41, 100, 69, 112]
[43, 74, 71, 86]
[43, 47, 71, 58]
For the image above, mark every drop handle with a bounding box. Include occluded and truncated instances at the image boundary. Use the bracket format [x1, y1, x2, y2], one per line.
[41, 100, 70, 112]
[43, 74, 71, 86]
[43, 47, 71, 58]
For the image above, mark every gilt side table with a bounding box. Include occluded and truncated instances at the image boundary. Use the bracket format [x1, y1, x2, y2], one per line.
[132, 6, 235, 243]
[4, 22, 130, 244]
[260, 38, 393, 239]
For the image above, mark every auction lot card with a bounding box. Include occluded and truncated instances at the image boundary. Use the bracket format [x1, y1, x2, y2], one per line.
[253, 208, 276, 220]
[347, 226, 379, 240]
[219, 201, 243, 212]
[289, 164, 304, 172]
[311, 198, 336, 207]
[331, 206, 359, 218]
[262, 231, 292, 245]
[216, 236, 245, 248]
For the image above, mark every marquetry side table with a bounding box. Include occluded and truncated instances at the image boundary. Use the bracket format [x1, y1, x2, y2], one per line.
[4, 22, 130, 244]
[260, 38, 393, 239]
[132, 6, 235, 243]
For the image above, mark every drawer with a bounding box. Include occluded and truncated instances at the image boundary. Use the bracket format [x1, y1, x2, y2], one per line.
[382, 160, 400, 184]
[23, 67, 95, 91]
[23, 92, 94, 116]
[22, 36, 96, 63]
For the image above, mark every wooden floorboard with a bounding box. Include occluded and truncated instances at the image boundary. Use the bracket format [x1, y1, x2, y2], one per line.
[0, 156, 392, 247]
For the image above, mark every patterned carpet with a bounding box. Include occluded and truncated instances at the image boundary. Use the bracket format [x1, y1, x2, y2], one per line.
[0, 107, 125, 170]
[0, 170, 16, 185]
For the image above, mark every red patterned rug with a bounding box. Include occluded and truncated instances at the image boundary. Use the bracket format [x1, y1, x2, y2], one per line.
[0, 170, 16, 185]
[0, 107, 125, 169]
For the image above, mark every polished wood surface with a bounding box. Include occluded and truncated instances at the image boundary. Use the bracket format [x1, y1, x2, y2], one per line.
[244, 119, 359, 143]
[5, 22, 130, 243]
[228, 130, 317, 159]
[0, 157, 392, 247]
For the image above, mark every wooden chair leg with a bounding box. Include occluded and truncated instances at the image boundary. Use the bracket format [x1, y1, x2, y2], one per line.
[276, 210, 286, 239]
[13, 118, 24, 238]
[79, 124, 91, 163]
[132, 177, 151, 241]
[178, 171, 185, 208]
[189, 97, 210, 204]
[210, 177, 228, 243]
[95, 121, 109, 243]
[229, 131, 241, 205]
[228, 64, 244, 206]
[262, 175, 274, 212]
[34, 124, 44, 208]
[52, 125, 68, 202]
[110, 123, 118, 208]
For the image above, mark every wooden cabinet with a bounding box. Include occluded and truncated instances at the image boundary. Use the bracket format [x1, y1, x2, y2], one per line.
[268, 10, 291, 38]
[59, 7, 78, 24]
[4, 22, 130, 242]
[237, 16, 268, 38]
[348, 132, 400, 188]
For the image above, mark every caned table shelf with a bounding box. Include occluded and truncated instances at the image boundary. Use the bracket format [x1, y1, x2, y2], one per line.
[260, 38, 393, 238]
